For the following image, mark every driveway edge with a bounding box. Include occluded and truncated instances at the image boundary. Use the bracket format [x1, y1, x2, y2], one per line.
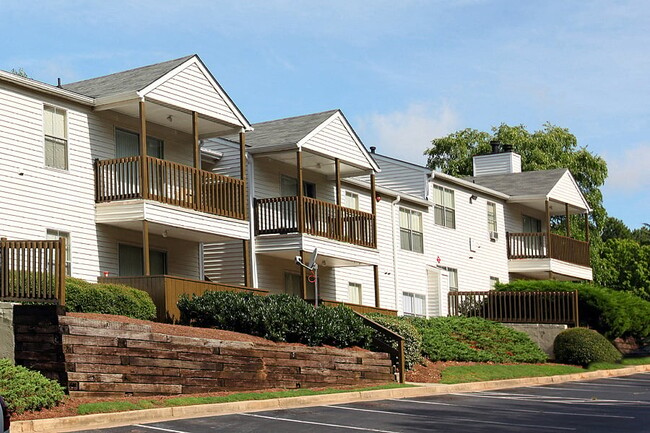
[12, 364, 650, 433]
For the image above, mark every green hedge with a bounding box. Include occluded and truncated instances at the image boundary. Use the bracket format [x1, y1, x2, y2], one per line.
[177, 291, 371, 348]
[65, 277, 156, 321]
[495, 280, 650, 340]
[408, 316, 547, 363]
[0, 359, 65, 414]
[365, 314, 422, 370]
[554, 328, 622, 366]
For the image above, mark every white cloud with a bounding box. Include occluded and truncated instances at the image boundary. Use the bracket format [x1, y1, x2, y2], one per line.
[604, 143, 650, 194]
[356, 102, 460, 165]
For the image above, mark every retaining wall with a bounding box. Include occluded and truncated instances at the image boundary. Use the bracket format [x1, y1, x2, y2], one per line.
[59, 316, 393, 396]
[503, 323, 567, 359]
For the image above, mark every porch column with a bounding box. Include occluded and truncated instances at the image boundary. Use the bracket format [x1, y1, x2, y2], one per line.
[584, 213, 590, 242]
[545, 199, 552, 259]
[192, 111, 202, 211]
[300, 250, 308, 300]
[374, 264, 380, 308]
[297, 150, 305, 233]
[370, 173, 377, 248]
[139, 100, 149, 200]
[565, 203, 571, 237]
[142, 220, 150, 276]
[240, 131, 252, 286]
[335, 158, 343, 239]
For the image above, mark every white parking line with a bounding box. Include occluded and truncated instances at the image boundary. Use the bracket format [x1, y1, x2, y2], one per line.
[456, 392, 650, 406]
[133, 425, 190, 433]
[608, 377, 650, 383]
[241, 413, 400, 432]
[329, 404, 576, 431]
[568, 381, 647, 388]
[396, 398, 634, 419]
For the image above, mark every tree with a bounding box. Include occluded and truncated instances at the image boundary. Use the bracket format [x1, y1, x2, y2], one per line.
[425, 123, 608, 230]
[10, 68, 29, 78]
[601, 217, 633, 242]
[632, 223, 650, 246]
[595, 238, 650, 301]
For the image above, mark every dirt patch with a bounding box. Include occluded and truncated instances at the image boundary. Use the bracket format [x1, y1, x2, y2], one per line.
[406, 359, 481, 383]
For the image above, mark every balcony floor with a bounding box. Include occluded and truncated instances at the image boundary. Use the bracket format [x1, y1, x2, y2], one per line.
[508, 257, 593, 281]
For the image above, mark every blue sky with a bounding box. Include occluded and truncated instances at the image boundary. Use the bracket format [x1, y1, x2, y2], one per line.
[2, 1, 648, 228]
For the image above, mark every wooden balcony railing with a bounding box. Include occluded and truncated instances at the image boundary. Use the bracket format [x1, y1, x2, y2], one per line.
[507, 232, 590, 267]
[448, 290, 579, 326]
[255, 196, 376, 248]
[95, 156, 246, 220]
[0, 237, 66, 304]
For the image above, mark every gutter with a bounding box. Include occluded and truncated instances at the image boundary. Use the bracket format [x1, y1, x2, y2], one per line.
[391, 195, 401, 312]
[0, 70, 94, 105]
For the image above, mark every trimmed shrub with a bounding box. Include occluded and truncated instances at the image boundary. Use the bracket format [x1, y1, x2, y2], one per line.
[365, 314, 422, 370]
[496, 280, 650, 340]
[177, 291, 371, 348]
[0, 358, 65, 414]
[409, 316, 547, 363]
[554, 327, 622, 366]
[65, 277, 156, 320]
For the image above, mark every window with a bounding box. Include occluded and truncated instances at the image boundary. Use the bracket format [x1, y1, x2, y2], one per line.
[348, 282, 362, 304]
[344, 191, 359, 210]
[489, 277, 500, 290]
[402, 292, 425, 316]
[439, 266, 458, 292]
[115, 128, 164, 159]
[280, 175, 316, 198]
[118, 244, 167, 276]
[399, 208, 423, 253]
[46, 230, 71, 275]
[433, 185, 455, 228]
[43, 105, 68, 170]
[487, 202, 497, 233]
[522, 215, 542, 233]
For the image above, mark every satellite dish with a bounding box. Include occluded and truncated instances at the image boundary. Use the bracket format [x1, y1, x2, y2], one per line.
[308, 248, 318, 268]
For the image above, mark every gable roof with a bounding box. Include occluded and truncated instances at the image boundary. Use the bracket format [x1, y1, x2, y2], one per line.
[241, 110, 339, 150]
[62, 55, 194, 98]
[465, 168, 569, 197]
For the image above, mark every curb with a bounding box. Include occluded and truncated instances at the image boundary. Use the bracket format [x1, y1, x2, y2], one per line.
[12, 364, 650, 433]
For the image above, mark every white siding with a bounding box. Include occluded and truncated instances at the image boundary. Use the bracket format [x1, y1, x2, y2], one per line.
[203, 240, 245, 285]
[253, 157, 335, 202]
[203, 139, 242, 178]
[472, 152, 521, 176]
[429, 179, 510, 292]
[301, 115, 372, 170]
[371, 154, 428, 199]
[146, 62, 241, 127]
[504, 203, 547, 234]
[548, 171, 589, 211]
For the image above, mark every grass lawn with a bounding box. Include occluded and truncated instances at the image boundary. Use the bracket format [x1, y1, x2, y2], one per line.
[77, 383, 412, 415]
[441, 356, 650, 384]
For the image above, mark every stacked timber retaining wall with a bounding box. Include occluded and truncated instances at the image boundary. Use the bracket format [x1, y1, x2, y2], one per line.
[59, 315, 393, 396]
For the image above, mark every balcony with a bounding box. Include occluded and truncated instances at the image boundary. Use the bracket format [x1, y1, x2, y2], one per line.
[507, 232, 590, 268]
[255, 196, 376, 248]
[95, 156, 246, 220]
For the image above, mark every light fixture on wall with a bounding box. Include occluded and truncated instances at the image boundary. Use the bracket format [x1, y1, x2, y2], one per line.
[162, 230, 169, 238]
[469, 194, 478, 203]
[167, 115, 173, 123]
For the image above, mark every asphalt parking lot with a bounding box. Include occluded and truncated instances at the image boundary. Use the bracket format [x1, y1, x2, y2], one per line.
[74, 373, 650, 433]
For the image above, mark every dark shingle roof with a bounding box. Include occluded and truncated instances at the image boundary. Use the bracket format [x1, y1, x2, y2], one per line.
[237, 110, 339, 149]
[465, 168, 568, 197]
[62, 55, 194, 98]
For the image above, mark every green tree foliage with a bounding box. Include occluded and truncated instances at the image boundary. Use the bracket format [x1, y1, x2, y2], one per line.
[424, 123, 608, 229]
[553, 328, 622, 366]
[601, 217, 633, 242]
[596, 238, 650, 301]
[10, 68, 29, 78]
[632, 223, 650, 246]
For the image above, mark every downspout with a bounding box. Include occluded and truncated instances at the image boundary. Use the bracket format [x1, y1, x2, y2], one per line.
[248, 154, 259, 288]
[391, 195, 401, 312]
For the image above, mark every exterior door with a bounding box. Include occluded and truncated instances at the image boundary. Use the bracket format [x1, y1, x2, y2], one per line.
[522, 215, 544, 256]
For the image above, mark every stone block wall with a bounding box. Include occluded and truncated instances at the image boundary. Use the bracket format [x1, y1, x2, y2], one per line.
[59, 316, 394, 396]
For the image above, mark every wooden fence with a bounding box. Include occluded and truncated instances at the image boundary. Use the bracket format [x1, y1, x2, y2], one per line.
[255, 196, 376, 248]
[95, 156, 246, 220]
[0, 237, 66, 304]
[448, 290, 579, 326]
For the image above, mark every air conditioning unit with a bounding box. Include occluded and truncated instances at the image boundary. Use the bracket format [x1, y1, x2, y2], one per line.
[489, 231, 499, 241]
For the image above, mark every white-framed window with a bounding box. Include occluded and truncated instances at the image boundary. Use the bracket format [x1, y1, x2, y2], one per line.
[487, 202, 497, 233]
[46, 229, 71, 275]
[344, 191, 359, 210]
[433, 185, 455, 228]
[439, 266, 458, 292]
[43, 105, 68, 170]
[348, 282, 362, 304]
[399, 207, 423, 253]
[489, 276, 500, 290]
[402, 292, 425, 316]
